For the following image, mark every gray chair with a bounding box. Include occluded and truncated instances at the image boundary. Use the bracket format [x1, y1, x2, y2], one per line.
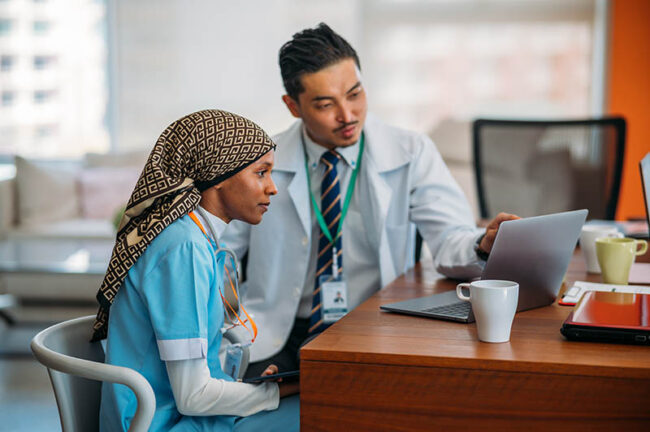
[31, 315, 250, 432]
[31, 315, 154, 432]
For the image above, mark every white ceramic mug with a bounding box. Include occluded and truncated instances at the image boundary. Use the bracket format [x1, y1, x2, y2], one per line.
[580, 225, 623, 273]
[456, 280, 519, 343]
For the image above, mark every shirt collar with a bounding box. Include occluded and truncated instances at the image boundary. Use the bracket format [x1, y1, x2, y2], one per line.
[302, 126, 360, 170]
[196, 205, 228, 240]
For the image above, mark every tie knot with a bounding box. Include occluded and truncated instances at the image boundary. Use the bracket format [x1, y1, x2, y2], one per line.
[321, 150, 341, 166]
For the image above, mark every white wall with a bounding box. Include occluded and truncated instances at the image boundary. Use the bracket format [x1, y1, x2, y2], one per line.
[109, 0, 363, 150]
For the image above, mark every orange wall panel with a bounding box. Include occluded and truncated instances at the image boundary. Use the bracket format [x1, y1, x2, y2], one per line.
[608, 0, 650, 220]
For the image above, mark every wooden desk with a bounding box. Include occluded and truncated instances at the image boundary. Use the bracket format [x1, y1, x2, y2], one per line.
[300, 252, 650, 431]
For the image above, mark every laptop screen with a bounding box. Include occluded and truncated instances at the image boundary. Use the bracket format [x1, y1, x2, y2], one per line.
[641, 152, 650, 228]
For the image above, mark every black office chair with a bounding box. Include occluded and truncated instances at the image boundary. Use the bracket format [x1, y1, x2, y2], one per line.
[473, 117, 626, 220]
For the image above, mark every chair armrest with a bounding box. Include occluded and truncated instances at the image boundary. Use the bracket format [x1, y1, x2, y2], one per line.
[30, 317, 155, 432]
[222, 326, 250, 380]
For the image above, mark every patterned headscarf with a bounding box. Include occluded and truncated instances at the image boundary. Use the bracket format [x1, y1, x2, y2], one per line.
[92, 109, 275, 341]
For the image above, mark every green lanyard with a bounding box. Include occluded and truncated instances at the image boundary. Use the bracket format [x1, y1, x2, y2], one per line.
[304, 133, 365, 245]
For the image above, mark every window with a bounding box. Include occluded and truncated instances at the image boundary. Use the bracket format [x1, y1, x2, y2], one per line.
[33, 20, 51, 34]
[1, 91, 15, 107]
[33, 55, 56, 70]
[363, 0, 597, 134]
[1, 0, 109, 159]
[33, 90, 56, 104]
[0, 19, 12, 36]
[35, 124, 57, 138]
[1, 55, 14, 72]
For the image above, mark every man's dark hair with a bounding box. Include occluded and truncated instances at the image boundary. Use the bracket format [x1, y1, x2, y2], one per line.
[279, 22, 361, 101]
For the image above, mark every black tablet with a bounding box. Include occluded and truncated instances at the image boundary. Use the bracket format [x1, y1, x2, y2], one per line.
[242, 370, 300, 383]
[561, 291, 650, 345]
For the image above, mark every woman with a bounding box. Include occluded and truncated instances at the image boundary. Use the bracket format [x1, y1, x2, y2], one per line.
[93, 110, 299, 431]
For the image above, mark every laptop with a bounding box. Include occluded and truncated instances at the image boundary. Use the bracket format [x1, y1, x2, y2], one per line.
[380, 209, 588, 323]
[637, 152, 650, 239]
[561, 290, 650, 345]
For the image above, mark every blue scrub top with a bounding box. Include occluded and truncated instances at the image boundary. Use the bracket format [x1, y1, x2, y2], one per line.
[100, 215, 236, 432]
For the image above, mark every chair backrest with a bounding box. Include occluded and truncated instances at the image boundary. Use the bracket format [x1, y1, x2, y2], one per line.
[30, 315, 155, 432]
[473, 117, 626, 220]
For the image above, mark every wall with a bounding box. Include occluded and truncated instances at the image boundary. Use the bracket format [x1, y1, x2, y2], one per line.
[608, 0, 650, 220]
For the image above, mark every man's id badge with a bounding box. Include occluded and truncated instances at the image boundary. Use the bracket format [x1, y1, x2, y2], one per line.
[318, 275, 349, 324]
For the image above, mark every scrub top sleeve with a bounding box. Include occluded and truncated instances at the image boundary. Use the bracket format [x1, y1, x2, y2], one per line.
[140, 241, 215, 361]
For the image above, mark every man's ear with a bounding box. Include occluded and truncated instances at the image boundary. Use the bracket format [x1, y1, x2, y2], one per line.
[282, 95, 302, 119]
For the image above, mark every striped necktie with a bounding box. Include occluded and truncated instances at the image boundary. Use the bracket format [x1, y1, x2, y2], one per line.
[309, 150, 343, 335]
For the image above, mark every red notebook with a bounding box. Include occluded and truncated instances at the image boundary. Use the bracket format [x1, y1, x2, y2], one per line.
[561, 291, 650, 345]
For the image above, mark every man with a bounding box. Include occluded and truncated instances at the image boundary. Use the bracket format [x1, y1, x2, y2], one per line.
[223, 23, 517, 376]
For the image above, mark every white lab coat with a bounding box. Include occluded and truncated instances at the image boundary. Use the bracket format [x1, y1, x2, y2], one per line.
[222, 114, 483, 362]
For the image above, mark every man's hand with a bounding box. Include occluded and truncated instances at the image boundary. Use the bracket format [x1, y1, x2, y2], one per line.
[479, 212, 520, 253]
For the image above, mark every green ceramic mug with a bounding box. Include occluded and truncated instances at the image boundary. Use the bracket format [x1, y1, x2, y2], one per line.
[595, 237, 648, 285]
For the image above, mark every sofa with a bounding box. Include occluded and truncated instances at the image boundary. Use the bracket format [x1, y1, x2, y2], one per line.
[0, 150, 148, 323]
[0, 151, 149, 240]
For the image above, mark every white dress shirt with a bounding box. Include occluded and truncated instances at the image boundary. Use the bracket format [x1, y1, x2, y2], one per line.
[298, 129, 381, 318]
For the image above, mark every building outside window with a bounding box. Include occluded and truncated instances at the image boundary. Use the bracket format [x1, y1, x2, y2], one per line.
[0, 55, 13, 71]
[0, 0, 108, 158]
[33, 55, 56, 70]
[34, 124, 57, 138]
[0, 18, 12, 35]
[32, 20, 51, 34]
[1, 91, 14, 106]
[33, 89, 55, 104]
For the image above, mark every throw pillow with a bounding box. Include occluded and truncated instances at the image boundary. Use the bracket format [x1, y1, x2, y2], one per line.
[78, 166, 140, 220]
[84, 149, 149, 168]
[14, 156, 81, 226]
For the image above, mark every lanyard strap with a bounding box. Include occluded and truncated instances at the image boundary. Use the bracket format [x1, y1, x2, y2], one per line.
[188, 211, 258, 343]
[304, 133, 365, 245]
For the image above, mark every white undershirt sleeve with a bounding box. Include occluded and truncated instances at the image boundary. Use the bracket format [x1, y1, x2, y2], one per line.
[166, 358, 279, 417]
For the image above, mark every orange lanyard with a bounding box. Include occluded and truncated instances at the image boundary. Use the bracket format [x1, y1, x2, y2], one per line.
[188, 211, 258, 343]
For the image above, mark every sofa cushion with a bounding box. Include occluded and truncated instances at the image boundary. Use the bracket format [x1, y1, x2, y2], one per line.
[7, 218, 116, 240]
[14, 156, 81, 227]
[78, 166, 140, 220]
[429, 119, 472, 164]
[84, 149, 149, 168]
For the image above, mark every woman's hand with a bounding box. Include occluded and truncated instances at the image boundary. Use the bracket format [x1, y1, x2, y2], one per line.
[260, 364, 288, 384]
[261, 364, 300, 397]
[279, 381, 300, 397]
[261, 364, 280, 380]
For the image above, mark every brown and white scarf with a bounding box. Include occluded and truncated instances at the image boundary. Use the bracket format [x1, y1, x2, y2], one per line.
[92, 109, 275, 341]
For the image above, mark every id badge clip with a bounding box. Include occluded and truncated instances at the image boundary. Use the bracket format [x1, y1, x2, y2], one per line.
[224, 343, 243, 380]
[318, 246, 349, 324]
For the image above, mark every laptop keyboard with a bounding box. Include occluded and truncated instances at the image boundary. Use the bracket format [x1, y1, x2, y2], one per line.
[421, 301, 471, 318]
